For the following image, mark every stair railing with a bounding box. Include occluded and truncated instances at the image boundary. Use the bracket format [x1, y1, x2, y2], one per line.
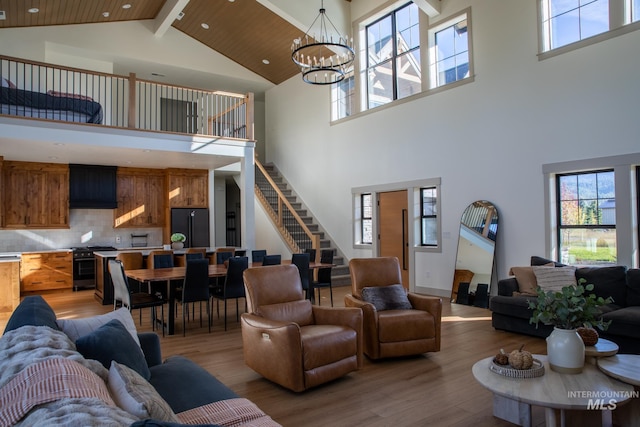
[255, 159, 320, 253]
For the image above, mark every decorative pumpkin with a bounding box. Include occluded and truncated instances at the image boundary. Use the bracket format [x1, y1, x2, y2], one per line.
[494, 348, 509, 365]
[577, 327, 599, 346]
[508, 345, 533, 370]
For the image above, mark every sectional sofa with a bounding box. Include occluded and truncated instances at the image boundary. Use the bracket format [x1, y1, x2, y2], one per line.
[0, 295, 280, 426]
[490, 257, 640, 354]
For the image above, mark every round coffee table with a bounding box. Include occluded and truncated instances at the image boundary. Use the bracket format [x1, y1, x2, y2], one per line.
[472, 355, 634, 426]
[584, 338, 619, 364]
[597, 354, 640, 386]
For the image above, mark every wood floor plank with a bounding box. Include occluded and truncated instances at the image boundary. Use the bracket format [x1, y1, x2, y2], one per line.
[1, 286, 554, 426]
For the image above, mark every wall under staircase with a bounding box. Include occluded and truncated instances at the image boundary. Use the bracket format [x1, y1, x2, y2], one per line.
[255, 162, 350, 286]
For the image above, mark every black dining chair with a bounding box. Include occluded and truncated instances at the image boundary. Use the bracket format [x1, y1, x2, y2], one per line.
[312, 249, 334, 306]
[261, 254, 281, 266]
[211, 256, 249, 330]
[251, 249, 267, 263]
[304, 248, 317, 263]
[456, 282, 471, 305]
[292, 253, 311, 300]
[216, 251, 234, 265]
[108, 259, 166, 336]
[175, 258, 211, 336]
[473, 283, 490, 308]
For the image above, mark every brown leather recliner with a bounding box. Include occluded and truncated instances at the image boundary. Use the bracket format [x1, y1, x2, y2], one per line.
[241, 264, 363, 392]
[344, 257, 442, 360]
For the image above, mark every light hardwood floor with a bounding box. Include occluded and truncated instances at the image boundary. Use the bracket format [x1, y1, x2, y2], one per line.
[1, 286, 553, 426]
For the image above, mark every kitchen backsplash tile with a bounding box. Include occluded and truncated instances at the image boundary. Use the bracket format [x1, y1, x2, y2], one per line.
[0, 209, 162, 252]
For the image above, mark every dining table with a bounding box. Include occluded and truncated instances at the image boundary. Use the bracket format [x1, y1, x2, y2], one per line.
[125, 260, 333, 335]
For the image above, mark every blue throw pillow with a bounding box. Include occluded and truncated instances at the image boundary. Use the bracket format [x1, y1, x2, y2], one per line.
[75, 319, 151, 380]
[361, 284, 413, 311]
[3, 295, 60, 334]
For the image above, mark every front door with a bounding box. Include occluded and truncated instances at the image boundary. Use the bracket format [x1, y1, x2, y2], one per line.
[378, 190, 409, 288]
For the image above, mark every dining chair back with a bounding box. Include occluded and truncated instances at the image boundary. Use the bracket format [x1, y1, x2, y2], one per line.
[212, 256, 249, 330]
[178, 258, 211, 336]
[108, 259, 165, 335]
[313, 249, 334, 306]
[251, 250, 267, 263]
[261, 254, 281, 266]
[291, 253, 311, 300]
[116, 252, 144, 292]
[473, 283, 489, 308]
[215, 251, 234, 265]
[176, 248, 206, 266]
[456, 282, 470, 305]
[147, 250, 174, 269]
[304, 248, 317, 263]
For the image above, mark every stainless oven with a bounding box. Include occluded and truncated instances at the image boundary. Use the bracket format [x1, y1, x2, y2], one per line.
[72, 246, 117, 290]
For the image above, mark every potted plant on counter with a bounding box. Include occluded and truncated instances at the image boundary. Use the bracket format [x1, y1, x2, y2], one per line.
[170, 233, 186, 249]
[529, 279, 613, 374]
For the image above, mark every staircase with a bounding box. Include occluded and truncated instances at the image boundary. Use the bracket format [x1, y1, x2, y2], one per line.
[255, 161, 350, 286]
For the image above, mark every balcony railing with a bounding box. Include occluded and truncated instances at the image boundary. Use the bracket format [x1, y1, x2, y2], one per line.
[0, 55, 253, 140]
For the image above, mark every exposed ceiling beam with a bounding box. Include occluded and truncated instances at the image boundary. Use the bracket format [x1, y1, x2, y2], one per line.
[154, 0, 190, 37]
[414, 0, 440, 17]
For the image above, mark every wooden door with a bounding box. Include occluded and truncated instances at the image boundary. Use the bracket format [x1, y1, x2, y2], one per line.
[378, 190, 409, 288]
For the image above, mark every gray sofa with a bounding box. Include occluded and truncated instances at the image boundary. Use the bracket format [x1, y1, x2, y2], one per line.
[490, 258, 640, 354]
[1, 295, 280, 426]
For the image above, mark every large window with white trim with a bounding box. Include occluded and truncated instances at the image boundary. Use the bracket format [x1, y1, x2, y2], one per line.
[429, 13, 470, 88]
[556, 170, 616, 265]
[420, 187, 438, 246]
[540, 0, 640, 53]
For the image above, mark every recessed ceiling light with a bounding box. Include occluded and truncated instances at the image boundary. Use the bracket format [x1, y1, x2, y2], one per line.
[122, 4, 132, 9]
[142, 149, 151, 153]
[53, 143, 65, 146]
[201, 23, 209, 30]
[262, 59, 270, 65]
[228, 0, 235, 2]
[48, 156, 58, 160]
[102, 11, 110, 18]
[28, 8, 39, 13]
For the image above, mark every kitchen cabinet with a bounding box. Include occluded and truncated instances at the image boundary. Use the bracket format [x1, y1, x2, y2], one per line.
[114, 168, 165, 228]
[0, 259, 20, 313]
[166, 169, 208, 208]
[20, 251, 73, 293]
[3, 161, 69, 229]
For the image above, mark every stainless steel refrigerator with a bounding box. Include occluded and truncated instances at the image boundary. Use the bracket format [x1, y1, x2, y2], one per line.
[170, 208, 210, 248]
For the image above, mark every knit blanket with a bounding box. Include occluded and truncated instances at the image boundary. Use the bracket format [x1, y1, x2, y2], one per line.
[0, 326, 136, 427]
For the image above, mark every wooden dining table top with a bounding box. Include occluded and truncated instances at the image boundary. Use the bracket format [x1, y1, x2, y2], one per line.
[125, 260, 333, 282]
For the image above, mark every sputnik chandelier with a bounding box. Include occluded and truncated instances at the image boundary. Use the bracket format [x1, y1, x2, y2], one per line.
[291, 0, 355, 85]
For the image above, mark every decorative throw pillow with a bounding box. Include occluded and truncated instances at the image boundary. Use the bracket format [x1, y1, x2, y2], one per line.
[76, 319, 151, 380]
[108, 361, 180, 423]
[532, 266, 577, 292]
[361, 284, 413, 311]
[508, 263, 554, 296]
[57, 307, 140, 346]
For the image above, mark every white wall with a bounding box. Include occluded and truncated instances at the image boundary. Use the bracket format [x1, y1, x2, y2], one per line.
[265, 0, 640, 294]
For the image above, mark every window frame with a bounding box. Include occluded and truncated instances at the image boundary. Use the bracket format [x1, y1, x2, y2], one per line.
[427, 11, 472, 89]
[538, 0, 640, 59]
[555, 169, 617, 265]
[420, 186, 438, 246]
[361, 193, 373, 245]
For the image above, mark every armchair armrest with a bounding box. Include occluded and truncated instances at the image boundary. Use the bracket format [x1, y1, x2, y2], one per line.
[344, 294, 378, 358]
[498, 278, 519, 296]
[240, 313, 305, 392]
[313, 306, 363, 367]
[407, 293, 442, 351]
[138, 332, 162, 367]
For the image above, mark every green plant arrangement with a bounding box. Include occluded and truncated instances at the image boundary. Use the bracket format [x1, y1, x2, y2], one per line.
[528, 279, 613, 331]
[170, 232, 186, 243]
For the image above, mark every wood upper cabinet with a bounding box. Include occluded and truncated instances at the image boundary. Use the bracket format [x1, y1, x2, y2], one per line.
[114, 167, 165, 228]
[3, 161, 69, 229]
[166, 169, 208, 208]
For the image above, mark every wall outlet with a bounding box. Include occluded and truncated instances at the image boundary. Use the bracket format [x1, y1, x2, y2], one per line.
[115, 235, 121, 243]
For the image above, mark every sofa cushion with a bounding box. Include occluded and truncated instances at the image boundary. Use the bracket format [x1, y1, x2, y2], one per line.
[601, 306, 640, 339]
[300, 324, 358, 369]
[377, 309, 434, 342]
[627, 269, 640, 306]
[3, 295, 59, 334]
[75, 319, 151, 380]
[108, 360, 179, 422]
[530, 256, 566, 267]
[361, 284, 413, 311]
[57, 307, 141, 347]
[149, 356, 238, 414]
[532, 266, 577, 292]
[490, 295, 536, 320]
[576, 266, 627, 306]
[508, 264, 553, 296]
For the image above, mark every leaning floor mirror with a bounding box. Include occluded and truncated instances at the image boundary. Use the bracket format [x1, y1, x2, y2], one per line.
[451, 201, 499, 308]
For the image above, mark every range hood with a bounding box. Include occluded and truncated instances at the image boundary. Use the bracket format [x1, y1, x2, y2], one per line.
[69, 164, 118, 209]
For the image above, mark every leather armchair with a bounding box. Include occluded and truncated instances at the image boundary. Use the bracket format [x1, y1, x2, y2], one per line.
[344, 257, 442, 360]
[241, 264, 362, 392]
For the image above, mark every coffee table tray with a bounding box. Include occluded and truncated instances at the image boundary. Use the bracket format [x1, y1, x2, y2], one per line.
[489, 358, 545, 378]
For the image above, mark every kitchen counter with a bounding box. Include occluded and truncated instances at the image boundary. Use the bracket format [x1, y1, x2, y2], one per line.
[0, 257, 20, 314]
[0, 253, 21, 263]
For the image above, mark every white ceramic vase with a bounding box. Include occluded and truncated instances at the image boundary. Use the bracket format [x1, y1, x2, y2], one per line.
[171, 242, 184, 250]
[546, 327, 585, 374]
